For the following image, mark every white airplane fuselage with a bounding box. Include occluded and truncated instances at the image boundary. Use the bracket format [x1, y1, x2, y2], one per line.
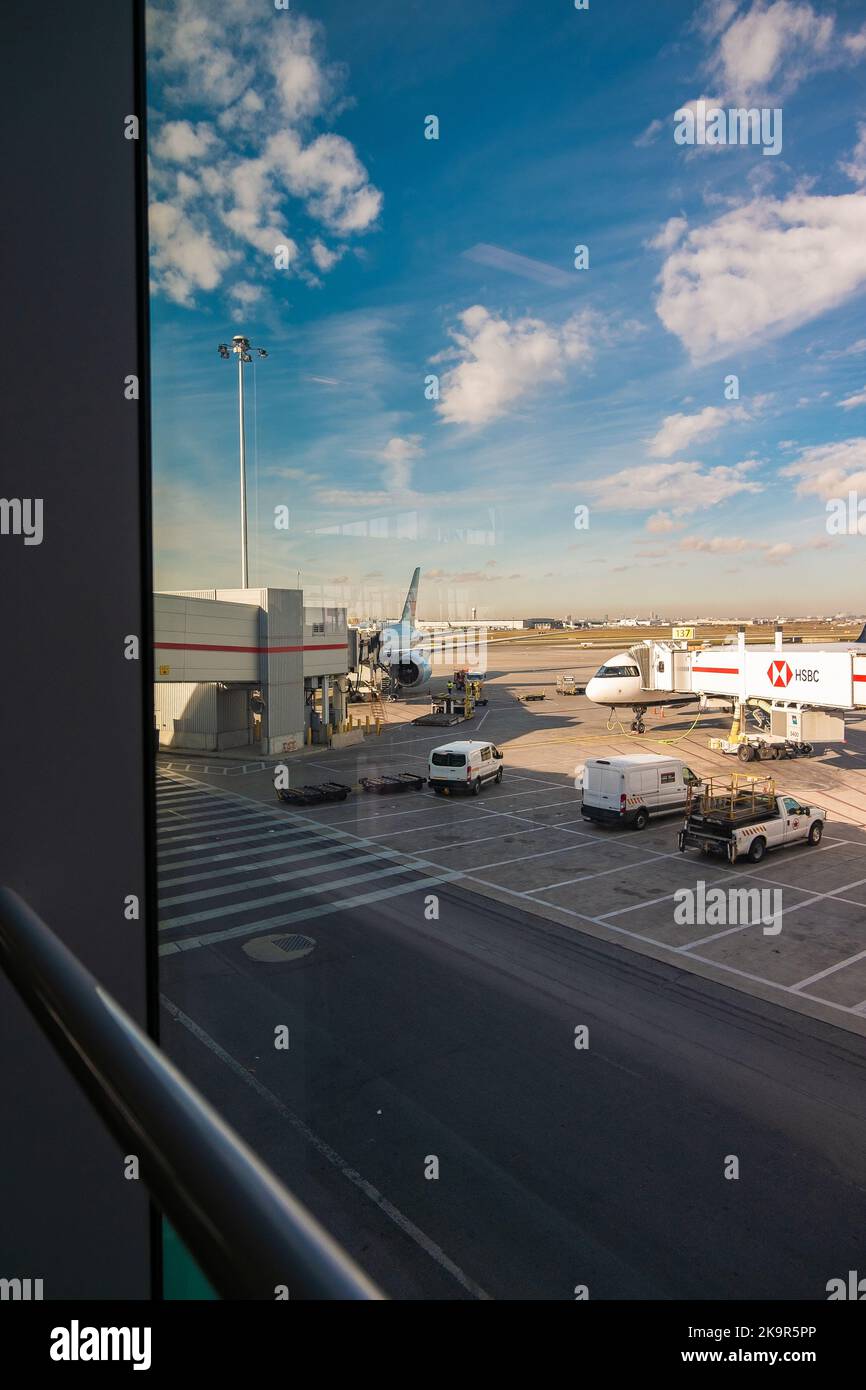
[584, 653, 690, 710]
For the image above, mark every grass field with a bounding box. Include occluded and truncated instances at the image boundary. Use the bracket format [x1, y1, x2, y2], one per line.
[484, 620, 864, 648]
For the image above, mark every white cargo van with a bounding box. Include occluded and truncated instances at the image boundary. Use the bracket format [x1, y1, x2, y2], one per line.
[581, 754, 700, 829]
[428, 740, 503, 795]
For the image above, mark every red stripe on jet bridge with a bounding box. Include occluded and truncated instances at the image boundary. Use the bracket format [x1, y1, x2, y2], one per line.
[691, 665, 739, 674]
[154, 642, 348, 653]
[854, 674, 866, 682]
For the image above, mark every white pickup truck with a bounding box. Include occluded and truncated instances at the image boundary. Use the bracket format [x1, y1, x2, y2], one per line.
[679, 790, 827, 864]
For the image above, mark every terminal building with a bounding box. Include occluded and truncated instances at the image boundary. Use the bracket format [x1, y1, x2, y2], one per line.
[153, 588, 355, 755]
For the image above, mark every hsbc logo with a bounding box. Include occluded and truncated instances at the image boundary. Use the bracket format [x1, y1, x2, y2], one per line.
[768, 660, 792, 688]
[767, 661, 820, 687]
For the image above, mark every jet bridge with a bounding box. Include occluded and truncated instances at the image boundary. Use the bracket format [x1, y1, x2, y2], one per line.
[628, 632, 865, 757]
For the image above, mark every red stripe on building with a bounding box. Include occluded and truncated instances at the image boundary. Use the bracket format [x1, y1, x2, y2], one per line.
[154, 642, 347, 654]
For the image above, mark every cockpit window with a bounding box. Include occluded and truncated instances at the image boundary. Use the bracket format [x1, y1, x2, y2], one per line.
[594, 664, 640, 678]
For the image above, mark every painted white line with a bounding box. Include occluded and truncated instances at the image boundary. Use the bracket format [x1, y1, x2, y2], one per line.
[159, 844, 432, 908]
[684, 871, 866, 956]
[159, 839, 367, 887]
[598, 868, 746, 919]
[595, 841, 849, 921]
[526, 853, 686, 897]
[365, 799, 590, 842]
[460, 840, 600, 874]
[302, 789, 582, 828]
[158, 828, 336, 873]
[156, 790, 219, 805]
[159, 861, 429, 930]
[410, 827, 551, 855]
[792, 943, 866, 991]
[458, 867, 866, 1022]
[160, 995, 491, 1300]
[159, 872, 463, 953]
[157, 806, 279, 840]
[157, 822, 316, 858]
[158, 795, 268, 814]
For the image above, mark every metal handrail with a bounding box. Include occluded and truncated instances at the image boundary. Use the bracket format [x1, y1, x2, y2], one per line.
[0, 887, 383, 1301]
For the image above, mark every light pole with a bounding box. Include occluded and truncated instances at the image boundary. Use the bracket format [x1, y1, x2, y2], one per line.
[218, 335, 268, 587]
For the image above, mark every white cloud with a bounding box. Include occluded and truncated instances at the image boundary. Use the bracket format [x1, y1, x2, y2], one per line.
[844, 27, 866, 59]
[268, 20, 335, 122]
[152, 120, 217, 163]
[838, 387, 866, 411]
[147, 2, 381, 305]
[310, 239, 345, 272]
[648, 217, 688, 252]
[678, 535, 809, 565]
[646, 512, 677, 533]
[434, 306, 597, 428]
[218, 89, 265, 134]
[462, 243, 573, 287]
[580, 459, 762, 511]
[266, 131, 382, 235]
[781, 437, 866, 498]
[634, 118, 664, 148]
[648, 404, 748, 457]
[763, 541, 795, 562]
[680, 534, 751, 554]
[148, 200, 234, 305]
[695, 0, 740, 42]
[380, 436, 423, 491]
[655, 192, 866, 360]
[707, 0, 835, 103]
[840, 123, 866, 185]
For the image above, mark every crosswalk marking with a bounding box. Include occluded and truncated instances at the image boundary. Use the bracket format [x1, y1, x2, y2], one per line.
[157, 821, 315, 858]
[158, 806, 282, 842]
[156, 770, 463, 952]
[157, 828, 333, 874]
[158, 828, 436, 895]
[159, 873, 462, 955]
[159, 844, 431, 908]
[160, 861, 428, 930]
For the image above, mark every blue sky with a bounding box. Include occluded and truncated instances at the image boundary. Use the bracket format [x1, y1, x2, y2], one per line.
[147, 0, 866, 618]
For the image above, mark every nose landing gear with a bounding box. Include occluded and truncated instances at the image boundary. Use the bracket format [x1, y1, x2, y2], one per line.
[630, 710, 646, 735]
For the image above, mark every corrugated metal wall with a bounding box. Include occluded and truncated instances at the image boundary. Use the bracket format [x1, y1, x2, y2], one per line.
[154, 682, 253, 749]
[154, 681, 218, 748]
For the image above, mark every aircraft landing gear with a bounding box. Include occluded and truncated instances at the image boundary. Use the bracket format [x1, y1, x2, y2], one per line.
[630, 710, 646, 734]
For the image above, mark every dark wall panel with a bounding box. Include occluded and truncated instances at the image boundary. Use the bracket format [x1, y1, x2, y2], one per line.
[0, 1, 154, 1297]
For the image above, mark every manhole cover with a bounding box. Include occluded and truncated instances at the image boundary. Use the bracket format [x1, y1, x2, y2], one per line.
[242, 933, 316, 963]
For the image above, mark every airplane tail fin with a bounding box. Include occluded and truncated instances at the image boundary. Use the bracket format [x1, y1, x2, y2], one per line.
[857, 622, 866, 643]
[400, 567, 420, 626]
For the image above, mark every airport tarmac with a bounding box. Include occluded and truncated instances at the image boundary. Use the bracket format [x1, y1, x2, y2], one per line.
[155, 756, 866, 1299]
[160, 640, 866, 1036]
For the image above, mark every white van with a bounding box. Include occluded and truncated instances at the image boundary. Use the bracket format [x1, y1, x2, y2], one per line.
[428, 740, 504, 795]
[581, 754, 700, 830]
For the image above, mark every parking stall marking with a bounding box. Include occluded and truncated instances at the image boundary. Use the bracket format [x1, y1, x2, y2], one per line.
[155, 768, 866, 1028]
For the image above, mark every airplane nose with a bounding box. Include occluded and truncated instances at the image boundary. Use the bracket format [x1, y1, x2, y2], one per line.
[585, 678, 600, 703]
